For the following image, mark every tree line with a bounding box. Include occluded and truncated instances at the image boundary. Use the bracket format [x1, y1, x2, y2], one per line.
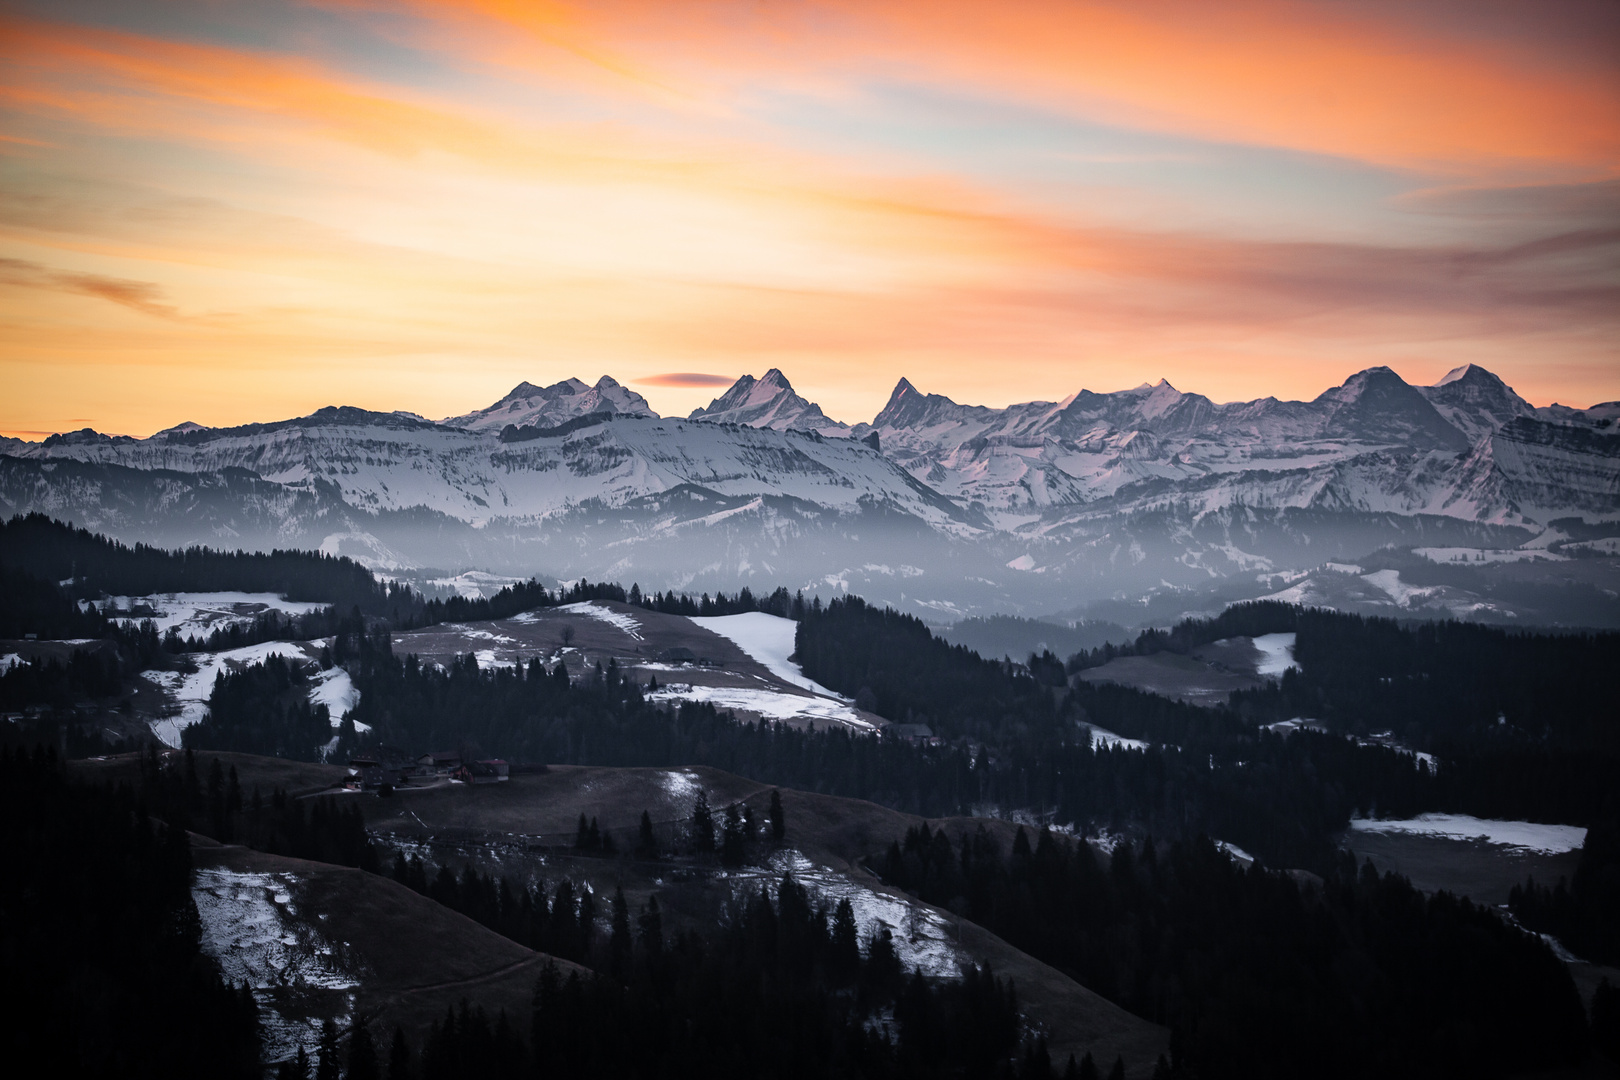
[0, 745, 262, 1078]
[878, 822, 1589, 1079]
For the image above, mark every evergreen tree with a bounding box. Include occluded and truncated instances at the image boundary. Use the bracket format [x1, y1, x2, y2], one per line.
[638, 895, 664, 959]
[1106, 1056, 1125, 1080]
[721, 802, 747, 866]
[609, 885, 632, 983]
[387, 1027, 412, 1080]
[1594, 979, 1620, 1066]
[691, 790, 715, 855]
[347, 1021, 379, 1080]
[830, 897, 860, 985]
[315, 1019, 340, 1080]
[636, 810, 658, 859]
[769, 788, 786, 843]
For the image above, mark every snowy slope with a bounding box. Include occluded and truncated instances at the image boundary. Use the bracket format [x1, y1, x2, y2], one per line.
[442, 376, 653, 432]
[688, 370, 852, 436]
[5, 363, 1614, 615]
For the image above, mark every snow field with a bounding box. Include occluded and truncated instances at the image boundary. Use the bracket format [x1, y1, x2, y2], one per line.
[192, 867, 358, 1062]
[142, 641, 363, 747]
[557, 601, 644, 640]
[728, 850, 969, 980]
[1348, 814, 1586, 855]
[1084, 724, 1149, 752]
[98, 592, 328, 637]
[1251, 632, 1297, 677]
[0, 653, 23, 674]
[688, 612, 847, 701]
[646, 683, 876, 732]
[658, 769, 703, 807]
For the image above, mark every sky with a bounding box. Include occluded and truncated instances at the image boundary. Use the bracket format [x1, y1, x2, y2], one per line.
[1, 0, 1617, 438]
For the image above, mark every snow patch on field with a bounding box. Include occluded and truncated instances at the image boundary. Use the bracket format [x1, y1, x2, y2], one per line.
[1215, 841, 1256, 864]
[647, 683, 876, 732]
[473, 649, 519, 670]
[557, 601, 644, 640]
[1359, 569, 1438, 608]
[658, 769, 703, 808]
[143, 643, 360, 745]
[1348, 814, 1586, 855]
[144, 641, 313, 747]
[689, 612, 849, 701]
[308, 667, 364, 730]
[192, 867, 358, 1063]
[729, 851, 968, 979]
[98, 592, 328, 637]
[0, 653, 23, 674]
[1085, 724, 1149, 752]
[1252, 632, 1297, 676]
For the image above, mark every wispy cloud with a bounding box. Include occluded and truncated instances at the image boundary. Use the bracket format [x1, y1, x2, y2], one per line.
[0, 256, 180, 318]
[636, 373, 736, 387]
[0, 0, 1614, 436]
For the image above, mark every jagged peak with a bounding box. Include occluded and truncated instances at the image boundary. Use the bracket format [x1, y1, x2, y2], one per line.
[882, 377, 920, 408]
[758, 367, 793, 390]
[1435, 363, 1486, 387]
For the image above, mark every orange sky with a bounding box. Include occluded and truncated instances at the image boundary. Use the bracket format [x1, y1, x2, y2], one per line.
[1, 0, 1616, 437]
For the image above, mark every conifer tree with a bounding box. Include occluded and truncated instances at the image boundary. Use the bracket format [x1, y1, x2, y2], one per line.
[387, 1027, 411, 1080]
[609, 885, 632, 982]
[347, 1021, 379, 1080]
[721, 802, 747, 866]
[692, 790, 715, 855]
[636, 810, 658, 859]
[769, 789, 786, 843]
[638, 895, 664, 959]
[1107, 1055, 1126, 1080]
[315, 1019, 340, 1080]
[829, 897, 859, 984]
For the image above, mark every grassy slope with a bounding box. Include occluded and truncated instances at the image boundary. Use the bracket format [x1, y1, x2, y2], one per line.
[362, 764, 1169, 1072]
[191, 838, 590, 1056]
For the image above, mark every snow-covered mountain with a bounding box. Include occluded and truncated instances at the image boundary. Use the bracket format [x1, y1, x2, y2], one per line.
[2, 365, 1614, 618]
[688, 369, 852, 436]
[443, 375, 652, 432]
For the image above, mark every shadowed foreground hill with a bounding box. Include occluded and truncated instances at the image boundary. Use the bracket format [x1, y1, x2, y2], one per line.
[190, 837, 591, 1066]
[359, 763, 1170, 1073]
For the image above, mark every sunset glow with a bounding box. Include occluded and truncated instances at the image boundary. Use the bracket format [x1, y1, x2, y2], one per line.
[2, 0, 1616, 437]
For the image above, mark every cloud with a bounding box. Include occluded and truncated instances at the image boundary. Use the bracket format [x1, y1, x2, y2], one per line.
[398, 0, 1620, 180]
[635, 372, 736, 387]
[0, 256, 180, 318]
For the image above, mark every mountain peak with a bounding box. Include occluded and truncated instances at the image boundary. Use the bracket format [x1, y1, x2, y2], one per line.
[445, 375, 653, 432]
[1435, 363, 1486, 387]
[689, 371, 849, 435]
[1316, 367, 1468, 450]
[1421, 364, 1531, 441]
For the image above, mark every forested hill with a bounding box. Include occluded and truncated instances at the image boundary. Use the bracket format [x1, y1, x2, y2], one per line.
[0, 513, 402, 613]
[1077, 599, 1620, 755]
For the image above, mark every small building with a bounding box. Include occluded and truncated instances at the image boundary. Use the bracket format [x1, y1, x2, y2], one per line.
[419, 750, 463, 775]
[451, 760, 508, 784]
[658, 646, 697, 664]
[348, 756, 388, 789]
[883, 722, 935, 744]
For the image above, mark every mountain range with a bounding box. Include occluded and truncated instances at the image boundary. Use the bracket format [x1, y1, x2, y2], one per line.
[2, 364, 1615, 621]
